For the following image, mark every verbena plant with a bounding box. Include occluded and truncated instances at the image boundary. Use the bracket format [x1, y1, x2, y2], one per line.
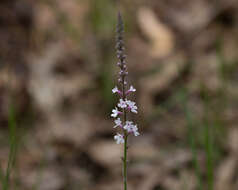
[111, 12, 139, 190]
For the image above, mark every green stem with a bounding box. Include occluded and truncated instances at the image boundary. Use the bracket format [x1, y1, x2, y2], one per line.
[122, 101, 128, 190]
[122, 66, 127, 190]
[123, 134, 128, 190]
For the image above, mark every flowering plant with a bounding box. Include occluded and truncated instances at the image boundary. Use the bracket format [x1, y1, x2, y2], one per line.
[111, 12, 139, 190]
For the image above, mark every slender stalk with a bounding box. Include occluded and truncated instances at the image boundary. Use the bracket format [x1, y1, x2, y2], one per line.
[122, 73, 127, 190]
[119, 14, 128, 190]
[121, 39, 127, 190]
[123, 134, 128, 190]
[113, 12, 138, 190]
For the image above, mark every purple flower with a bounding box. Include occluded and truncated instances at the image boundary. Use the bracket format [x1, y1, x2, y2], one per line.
[126, 85, 136, 95]
[118, 99, 127, 108]
[111, 107, 122, 118]
[114, 133, 124, 144]
[114, 118, 122, 128]
[126, 100, 138, 113]
[112, 86, 122, 95]
[123, 121, 140, 136]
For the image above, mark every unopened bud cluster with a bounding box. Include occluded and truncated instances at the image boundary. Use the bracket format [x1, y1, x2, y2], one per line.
[111, 13, 139, 144]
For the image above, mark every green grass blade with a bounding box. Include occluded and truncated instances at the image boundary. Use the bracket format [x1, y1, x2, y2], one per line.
[2, 103, 18, 190]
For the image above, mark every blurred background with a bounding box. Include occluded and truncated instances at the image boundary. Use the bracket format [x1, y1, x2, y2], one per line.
[1, 0, 238, 189]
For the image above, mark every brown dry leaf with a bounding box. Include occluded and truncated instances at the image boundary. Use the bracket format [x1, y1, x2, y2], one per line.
[179, 170, 197, 190]
[214, 157, 237, 190]
[162, 176, 181, 190]
[139, 54, 186, 113]
[28, 42, 93, 114]
[20, 167, 65, 190]
[222, 31, 238, 63]
[68, 166, 92, 189]
[170, 0, 212, 33]
[0, 148, 12, 172]
[163, 149, 192, 170]
[131, 148, 193, 190]
[35, 3, 57, 32]
[0, 66, 24, 93]
[37, 112, 95, 147]
[227, 128, 238, 154]
[137, 167, 189, 190]
[28, 42, 67, 113]
[155, 0, 213, 33]
[96, 181, 133, 190]
[88, 140, 123, 167]
[142, 60, 184, 92]
[35, 0, 88, 35]
[189, 54, 221, 93]
[57, 0, 88, 28]
[137, 7, 175, 58]
[137, 168, 162, 190]
[130, 142, 160, 161]
[127, 37, 156, 72]
[161, 170, 196, 190]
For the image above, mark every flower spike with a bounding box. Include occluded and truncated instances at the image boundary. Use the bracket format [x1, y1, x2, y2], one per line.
[110, 12, 140, 190]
